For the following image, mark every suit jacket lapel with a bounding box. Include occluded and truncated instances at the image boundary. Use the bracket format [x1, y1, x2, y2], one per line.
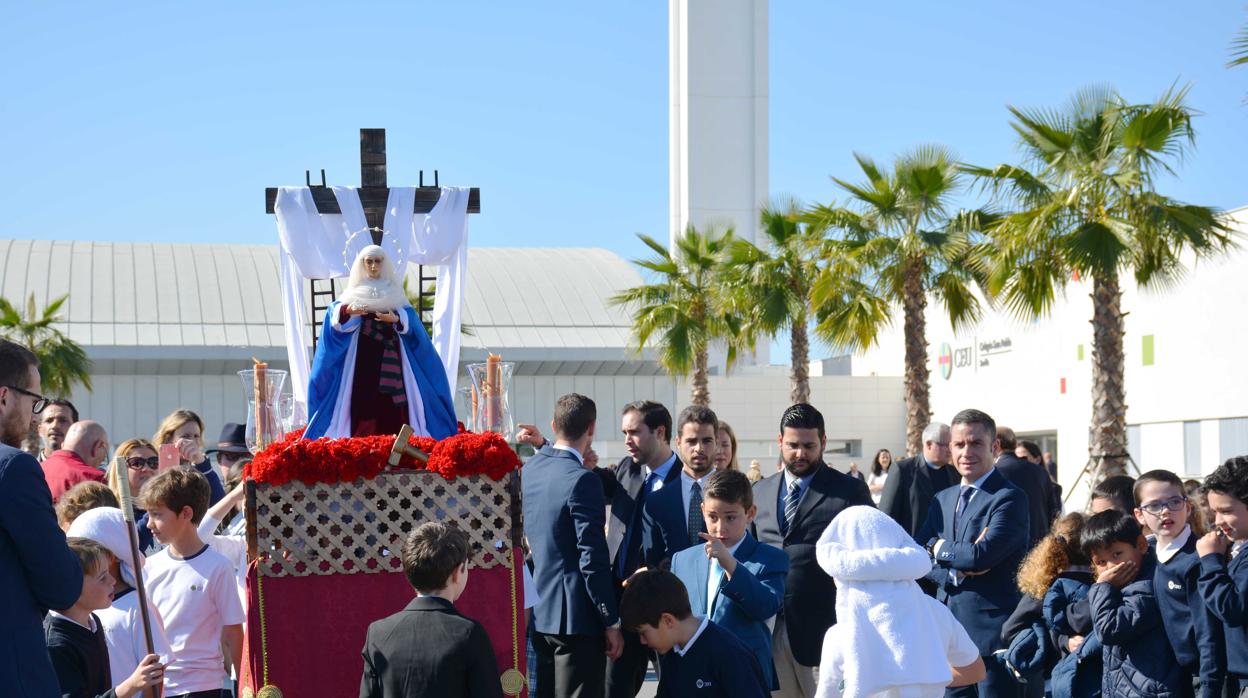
[754, 473, 783, 541]
[790, 464, 831, 538]
[956, 470, 1002, 541]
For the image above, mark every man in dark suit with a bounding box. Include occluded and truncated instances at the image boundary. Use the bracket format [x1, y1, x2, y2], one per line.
[878, 421, 957, 540]
[360, 522, 501, 698]
[917, 409, 1030, 698]
[641, 405, 718, 571]
[994, 426, 1056, 548]
[750, 403, 874, 698]
[522, 394, 623, 698]
[0, 339, 84, 698]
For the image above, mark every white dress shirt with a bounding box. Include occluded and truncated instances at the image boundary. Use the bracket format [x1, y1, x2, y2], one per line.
[647, 452, 679, 492]
[1155, 525, 1192, 564]
[673, 616, 711, 657]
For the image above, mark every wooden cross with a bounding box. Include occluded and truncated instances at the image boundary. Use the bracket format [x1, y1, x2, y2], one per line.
[264, 128, 481, 348]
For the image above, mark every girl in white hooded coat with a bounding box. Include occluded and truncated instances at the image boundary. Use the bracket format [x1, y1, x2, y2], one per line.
[814, 506, 986, 698]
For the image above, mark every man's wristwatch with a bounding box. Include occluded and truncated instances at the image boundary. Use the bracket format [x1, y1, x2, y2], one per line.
[925, 537, 940, 557]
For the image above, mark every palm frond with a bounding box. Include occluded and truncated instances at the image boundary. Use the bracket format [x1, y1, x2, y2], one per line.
[1229, 19, 1248, 68]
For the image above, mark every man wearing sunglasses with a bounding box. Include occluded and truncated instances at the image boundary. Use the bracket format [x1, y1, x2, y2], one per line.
[0, 338, 87, 698]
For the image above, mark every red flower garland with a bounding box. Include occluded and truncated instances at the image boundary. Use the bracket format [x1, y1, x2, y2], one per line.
[245, 427, 521, 486]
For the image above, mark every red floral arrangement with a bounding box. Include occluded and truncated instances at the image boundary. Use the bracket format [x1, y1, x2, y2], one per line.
[246, 426, 521, 486]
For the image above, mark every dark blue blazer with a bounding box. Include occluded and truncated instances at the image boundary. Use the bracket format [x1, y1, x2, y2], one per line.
[0, 444, 84, 698]
[670, 531, 787, 689]
[916, 467, 1029, 655]
[521, 445, 618, 636]
[1198, 547, 1248, 681]
[1154, 534, 1226, 696]
[607, 455, 682, 580]
[749, 462, 874, 667]
[656, 620, 769, 698]
[641, 471, 699, 569]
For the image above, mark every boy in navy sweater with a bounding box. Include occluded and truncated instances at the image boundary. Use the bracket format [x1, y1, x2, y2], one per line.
[1196, 456, 1248, 695]
[1083, 510, 1187, 697]
[621, 569, 768, 698]
[1132, 469, 1226, 696]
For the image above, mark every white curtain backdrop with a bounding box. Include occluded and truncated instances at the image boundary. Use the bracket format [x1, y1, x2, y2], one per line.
[274, 186, 470, 408]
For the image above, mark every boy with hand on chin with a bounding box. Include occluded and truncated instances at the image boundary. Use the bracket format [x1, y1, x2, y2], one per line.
[1083, 509, 1186, 697]
[669, 468, 787, 690]
[621, 569, 769, 698]
[141, 468, 245, 698]
[1196, 456, 1248, 696]
[1132, 470, 1226, 695]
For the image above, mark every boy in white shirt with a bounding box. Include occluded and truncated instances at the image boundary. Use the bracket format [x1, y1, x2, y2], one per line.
[141, 468, 246, 698]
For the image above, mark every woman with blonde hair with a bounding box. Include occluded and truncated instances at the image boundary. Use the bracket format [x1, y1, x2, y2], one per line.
[151, 408, 225, 506]
[105, 438, 162, 554]
[713, 421, 740, 471]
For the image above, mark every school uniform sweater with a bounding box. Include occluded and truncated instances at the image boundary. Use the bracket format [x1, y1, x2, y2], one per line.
[1198, 546, 1248, 682]
[44, 612, 117, 698]
[1154, 531, 1226, 696]
[656, 619, 769, 698]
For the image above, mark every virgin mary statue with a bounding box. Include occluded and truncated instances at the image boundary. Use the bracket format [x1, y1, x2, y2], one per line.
[304, 245, 458, 440]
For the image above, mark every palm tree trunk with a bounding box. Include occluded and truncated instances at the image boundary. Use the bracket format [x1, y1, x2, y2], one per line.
[790, 317, 810, 405]
[902, 257, 931, 457]
[691, 346, 711, 407]
[1089, 273, 1128, 478]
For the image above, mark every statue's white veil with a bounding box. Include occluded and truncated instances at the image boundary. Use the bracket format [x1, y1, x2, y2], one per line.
[337, 244, 410, 312]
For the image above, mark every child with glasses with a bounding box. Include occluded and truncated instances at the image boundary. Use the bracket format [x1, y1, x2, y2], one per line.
[1132, 470, 1226, 696]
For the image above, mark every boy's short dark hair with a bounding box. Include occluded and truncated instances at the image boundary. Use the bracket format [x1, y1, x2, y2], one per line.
[951, 409, 997, 441]
[1091, 474, 1137, 512]
[66, 537, 114, 577]
[139, 467, 210, 524]
[401, 522, 471, 594]
[780, 403, 824, 440]
[1132, 469, 1185, 506]
[620, 569, 692, 631]
[1203, 456, 1248, 503]
[553, 393, 596, 441]
[675, 405, 718, 437]
[703, 468, 753, 510]
[622, 400, 672, 443]
[1081, 509, 1143, 558]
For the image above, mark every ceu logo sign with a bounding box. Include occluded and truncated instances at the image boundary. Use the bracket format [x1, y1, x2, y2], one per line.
[938, 342, 953, 380]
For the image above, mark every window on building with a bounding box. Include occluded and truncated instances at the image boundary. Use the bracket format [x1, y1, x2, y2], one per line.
[1127, 425, 1142, 471]
[1219, 417, 1248, 462]
[1183, 421, 1202, 476]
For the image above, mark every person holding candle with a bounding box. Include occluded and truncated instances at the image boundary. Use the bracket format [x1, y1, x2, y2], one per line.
[304, 245, 457, 441]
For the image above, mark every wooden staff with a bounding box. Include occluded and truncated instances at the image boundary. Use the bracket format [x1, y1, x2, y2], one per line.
[484, 353, 501, 432]
[114, 456, 159, 698]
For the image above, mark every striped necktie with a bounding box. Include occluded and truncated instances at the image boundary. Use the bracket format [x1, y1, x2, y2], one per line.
[783, 480, 802, 535]
[688, 481, 706, 545]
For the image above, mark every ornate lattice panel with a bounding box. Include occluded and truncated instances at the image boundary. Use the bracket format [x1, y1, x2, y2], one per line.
[250, 471, 521, 578]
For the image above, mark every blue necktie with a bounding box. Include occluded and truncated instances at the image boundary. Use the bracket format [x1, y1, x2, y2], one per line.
[953, 485, 974, 538]
[782, 480, 802, 536]
[617, 470, 659, 579]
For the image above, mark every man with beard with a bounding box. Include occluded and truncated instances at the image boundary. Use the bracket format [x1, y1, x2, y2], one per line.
[0, 339, 85, 697]
[37, 398, 77, 459]
[641, 405, 719, 570]
[750, 403, 873, 698]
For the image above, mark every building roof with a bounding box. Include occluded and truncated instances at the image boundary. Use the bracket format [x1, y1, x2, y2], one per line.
[0, 240, 658, 375]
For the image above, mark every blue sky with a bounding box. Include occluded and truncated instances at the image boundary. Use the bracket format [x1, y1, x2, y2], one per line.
[3, 2, 1245, 359]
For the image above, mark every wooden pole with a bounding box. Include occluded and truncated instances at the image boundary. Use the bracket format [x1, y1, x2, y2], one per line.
[114, 457, 159, 698]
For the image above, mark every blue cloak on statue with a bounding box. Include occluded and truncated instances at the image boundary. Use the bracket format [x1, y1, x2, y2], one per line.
[304, 301, 457, 440]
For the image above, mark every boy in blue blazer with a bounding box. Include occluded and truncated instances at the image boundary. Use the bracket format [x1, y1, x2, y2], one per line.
[1196, 456, 1248, 695]
[670, 468, 787, 690]
[621, 569, 769, 698]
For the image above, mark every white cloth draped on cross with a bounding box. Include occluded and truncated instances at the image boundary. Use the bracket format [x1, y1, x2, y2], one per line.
[273, 186, 470, 409]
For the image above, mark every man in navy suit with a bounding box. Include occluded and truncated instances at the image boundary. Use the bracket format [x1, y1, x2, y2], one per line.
[917, 408, 1029, 698]
[994, 426, 1058, 548]
[642, 405, 719, 571]
[749, 403, 874, 698]
[0, 339, 84, 697]
[522, 393, 623, 698]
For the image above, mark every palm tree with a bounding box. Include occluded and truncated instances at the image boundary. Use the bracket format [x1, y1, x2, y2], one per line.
[963, 85, 1235, 478]
[402, 277, 473, 337]
[611, 225, 741, 407]
[723, 202, 826, 404]
[805, 146, 987, 456]
[0, 293, 93, 396]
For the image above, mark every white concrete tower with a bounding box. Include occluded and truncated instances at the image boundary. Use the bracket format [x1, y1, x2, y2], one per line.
[669, 0, 768, 249]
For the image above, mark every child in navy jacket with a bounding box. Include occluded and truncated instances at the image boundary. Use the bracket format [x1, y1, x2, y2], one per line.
[1083, 510, 1187, 698]
[621, 569, 769, 698]
[1132, 470, 1226, 696]
[1196, 456, 1248, 694]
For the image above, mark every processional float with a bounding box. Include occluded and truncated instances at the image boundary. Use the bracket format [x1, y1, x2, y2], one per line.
[234, 131, 527, 698]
